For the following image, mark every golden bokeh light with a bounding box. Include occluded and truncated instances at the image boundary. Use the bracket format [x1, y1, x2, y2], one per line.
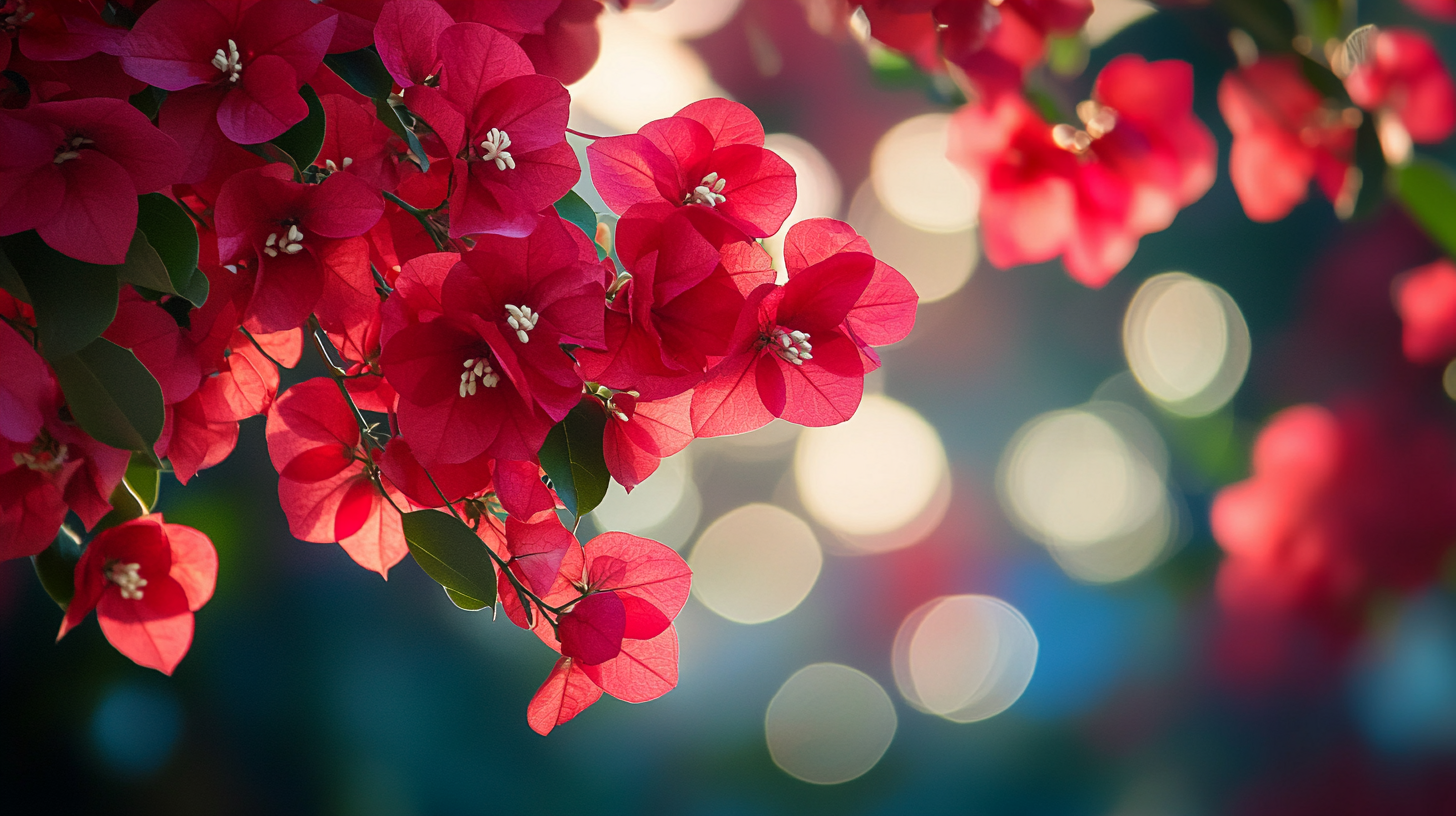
[847, 181, 977, 303]
[1123, 272, 1251, 417]
[690, 503, 822, 624]
[629, 0, 744, 40]
[570, 11, 723, 132]
[762, 133, 843, 280]
[765, 663, 898, 785]
[870, 114, 981, 234]
[1084, 0, 1157, 46]
[795, 394, 949, 552]
[591, 451, 702, 550]
[999, 405, 1176, 583]
[892, 595, 1038, 722]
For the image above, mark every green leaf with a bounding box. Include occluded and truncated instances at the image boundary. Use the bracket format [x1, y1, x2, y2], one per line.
[0, 241, 28, 303]
[126, 454, 161, 512]
[127, 85, 166, 119]
[176, 265, 210, 309]
[554, 190, 606, 259]
[445, 587, 491, 611]
[538, 399, 610, 519]
[1393, 158, 1456, 259]
[32, 530, 83, 610]
[136, 193, 202, 301]
[0, 231, 120, 359]
[270, 84, 326, 169]
[51, 337, 165, 456]
[324, 47, 395, 99]
[117, 226, 175, 294]
[400, 510, 499, 609]
[377, 99, 430, 172]
[1046, 34, 1088, 78]
[94, 469, 149, 533]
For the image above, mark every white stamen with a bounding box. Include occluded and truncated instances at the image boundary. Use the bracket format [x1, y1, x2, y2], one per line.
[459, 355, 500, 397]
[212, 38, 242, 83]
[106, 562, 147, 601]
[52, 151, 80, 164]
[504, 304, 539, 343]
[263, 232, 279, 257]
[768, 327, 812, 366]
[685, 172, 727, 207]
[324, 159, 338, 173]
[478, 128, 515, 171]
[342, 156, 353, 168]
[12, 440, 67, 473]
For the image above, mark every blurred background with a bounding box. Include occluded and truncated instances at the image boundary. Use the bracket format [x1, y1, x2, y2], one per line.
[7, 0, 1456, 813]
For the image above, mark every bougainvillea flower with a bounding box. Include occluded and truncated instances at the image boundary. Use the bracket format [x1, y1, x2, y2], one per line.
[527, 656, 602, 736]
[0, 97, 183, 263]
[577, 203, 776, 400]
[314, 0, 386, 52]
[692, 243, 877, 437]
[1344, 27, 1456, 145]
[1, 0, 126, 65]
[58, 515, 217, 675]
[1219, 57, 1360, 222]
[517, 0, 604, 86]
[1403, 0, 1456, 21]
[121, 0, 337, 146]
[103, 290, 204, 407]
[372, 0, 454, 88]
[266, 377, 408, 577]
[380, 215, 603, 465]
[215, 164, 384, 332]
[781, 217, 917, 367]
[0, 330, 128, 560]
[316, 93, 410, 194]
[602, 390, 693, 492]
[1394, 258, 1456, 365]
[378, 436, 492, 508]
[847, 0, 1090, 101]
[948, 55, 1215, 287]
[401, 22, 579, 238]
[507, 530, 690, 732]
[587, 99, 798, 239]
[1211, 402, 1456, 637]
[0, 320, 51, 445]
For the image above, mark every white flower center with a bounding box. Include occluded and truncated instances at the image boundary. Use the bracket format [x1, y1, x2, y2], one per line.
[479, 128, 515, 171]
[106, 562, 147, 601]
[52, 135, 93, 165]
[3, 2, 34, 30]
[769, 327, 812, 366]
[211, 38, 243, 83]
[459, 356, 500, 397]
[323, 156, 354, 173]
[685, 172, 727, 207]
[504, 304, 539, 343]
[262, 224, 305, 258]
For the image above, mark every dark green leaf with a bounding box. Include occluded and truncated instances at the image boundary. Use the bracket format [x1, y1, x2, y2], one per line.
[32, 530, 83, 610]
[117, 227, 174, 294]
[538, 399, 610, 519]
[51, 337, 165, 456]
[176, 265, 210, 309]
[400, 510, 499, 609]
[377, 99, 430, 172]
[1393, 159, 1456, 259]
[136, 193, 201, 301]
[1, 231, 120, 359]
[126, 454, 161, 511]
[240, 141, 302, 178]
[0, 241, 28, 303]
[445, 587, 490, 611]
[324, 47, 395, 100]
[270, 84, 326, 169]
[94, 470, 149, 533]
[127, 85, 166, 119]
[555, 190, 605, 258]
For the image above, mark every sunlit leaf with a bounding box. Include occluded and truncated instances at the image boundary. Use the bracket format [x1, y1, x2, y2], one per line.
[400, 509, 498, 609]
[538, 399, 610, 519]
[1393, 158, 1456, 259]
[51, 337, 165, 457]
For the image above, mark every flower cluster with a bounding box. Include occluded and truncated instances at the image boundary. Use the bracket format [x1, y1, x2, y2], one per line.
[0, 0, 916, 732]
